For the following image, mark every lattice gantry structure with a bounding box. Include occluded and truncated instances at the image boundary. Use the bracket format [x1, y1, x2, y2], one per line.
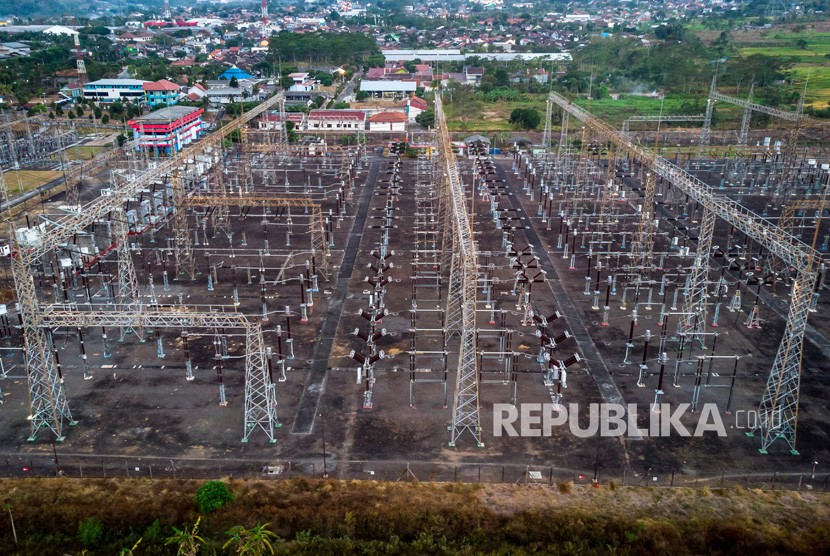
[9, 94, 289, 443]
[434, 95, 484, 447]
[545, 90, 822, 454]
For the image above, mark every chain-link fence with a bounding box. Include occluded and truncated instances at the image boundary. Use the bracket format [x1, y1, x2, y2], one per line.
[2, 452, 827, 492]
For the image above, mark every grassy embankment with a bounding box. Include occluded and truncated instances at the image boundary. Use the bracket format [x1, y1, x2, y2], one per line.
[1, 478, 830, 554]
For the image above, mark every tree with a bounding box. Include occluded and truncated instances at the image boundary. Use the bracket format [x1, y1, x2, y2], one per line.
[796, 38, 809, 50]
[166, 517, 205, 556]
[75, 105, 84, 117]
[316, 72, 334, 86]
[509, 108, 540, 130]
[109, 101, 125, 116]
[224, 523, 280, 555]
[415, 109, 434, 127]
[195, 480, 235, 513]
[366, 53, 386, 68]
[230, 76, 240, 88]
[102, 114, 110, 124]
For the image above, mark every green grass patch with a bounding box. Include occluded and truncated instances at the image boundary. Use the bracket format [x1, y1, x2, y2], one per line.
[2, 170, 63, 198]
[63, 145, 103, 161]
[445, 95, 547, 132]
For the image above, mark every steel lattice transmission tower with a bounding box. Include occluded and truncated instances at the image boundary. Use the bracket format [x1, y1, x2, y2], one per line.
[547, 90, 820, 454]
[435, 94, 483, 447]
[8, 94, 285, 442]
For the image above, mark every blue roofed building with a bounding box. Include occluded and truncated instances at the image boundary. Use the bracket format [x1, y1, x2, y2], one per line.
[219, 66, 254, 81]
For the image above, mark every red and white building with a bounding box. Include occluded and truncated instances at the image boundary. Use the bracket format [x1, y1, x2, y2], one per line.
[401, 95, 428, 121]
[127, 106, 204, 154]
[368, 111, 407, 132]
[288, 72, 316, 92]
[258, 111, 306, 130]
[307, 109, 366, 131]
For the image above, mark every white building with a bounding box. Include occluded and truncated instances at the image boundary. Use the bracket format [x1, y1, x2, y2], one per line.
[83, 79, 149, 103]
[368, 111, 407, 132]
[307, 110, 366, 131]
[360, 80, 417, 99]
[42, 25, 79, 36]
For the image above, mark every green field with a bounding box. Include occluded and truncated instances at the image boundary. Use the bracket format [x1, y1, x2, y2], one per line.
[444, 93, 743, 132]
[64, 145, 104, 161]
[740, 31, 830, 107]
[445, 96, 547, 132]
[2, 169, 62, 197]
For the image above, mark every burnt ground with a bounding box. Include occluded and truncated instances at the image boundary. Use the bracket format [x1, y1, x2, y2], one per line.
[0, 146, 828, 485]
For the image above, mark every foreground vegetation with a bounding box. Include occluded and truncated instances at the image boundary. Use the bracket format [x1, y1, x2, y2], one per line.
[1, 478, 829, 554]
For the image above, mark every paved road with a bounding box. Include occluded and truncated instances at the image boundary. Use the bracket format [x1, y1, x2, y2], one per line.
[336, 71, 362, 103]
[291, 158, 379, 434]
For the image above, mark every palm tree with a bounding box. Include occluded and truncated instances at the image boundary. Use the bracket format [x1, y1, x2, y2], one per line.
[223, 523, 280, 555]
[166, 516, 206, 556]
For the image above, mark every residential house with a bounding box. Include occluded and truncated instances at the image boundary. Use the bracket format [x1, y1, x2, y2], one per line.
[184, 83, 208, 102]
[288, 72, 316, 92]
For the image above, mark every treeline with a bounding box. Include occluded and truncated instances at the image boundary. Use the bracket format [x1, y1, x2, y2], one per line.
[267, 31, 380, 66]
[563, 35, 797, 106]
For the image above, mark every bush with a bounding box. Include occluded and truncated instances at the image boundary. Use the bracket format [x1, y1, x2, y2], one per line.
[78, 517, 104, 548]
[195, 480, 234, 513]
[508, 108, 540, 130]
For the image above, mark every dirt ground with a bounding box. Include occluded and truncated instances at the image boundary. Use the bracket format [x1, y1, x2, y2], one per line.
[0, 137, 828, 484]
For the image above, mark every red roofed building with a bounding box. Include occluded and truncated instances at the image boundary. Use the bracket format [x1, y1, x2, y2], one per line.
[400, 95, 428, 121]
[307, 109, 366, 131]
[143, 79, 181, 106]
[369, 111, 407, 132]
[258, 111, 306, 130]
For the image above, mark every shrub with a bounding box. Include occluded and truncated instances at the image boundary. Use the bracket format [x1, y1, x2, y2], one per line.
[78, 517, 104, 548]
[557, 482, 573, 494]
[195, 480, 234, 513]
